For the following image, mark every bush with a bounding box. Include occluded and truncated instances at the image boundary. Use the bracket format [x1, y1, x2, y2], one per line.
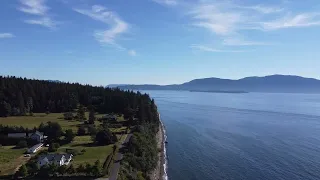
[77, 127, 86, 136]
[17, 140, 28, 148]
[64, 129, 75, 143]
[95, 129, 117, 145]
[88, 126, 97, 135]
[15, 164, 28, 178]
[63, 112, 73, 120]
[48, 143, 60, 152]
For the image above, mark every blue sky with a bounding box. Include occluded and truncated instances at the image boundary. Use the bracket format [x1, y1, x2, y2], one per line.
[1, 0, 320, 85]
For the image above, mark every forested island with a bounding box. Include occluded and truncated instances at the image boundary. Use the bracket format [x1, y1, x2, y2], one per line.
[0, 76, 162, 180]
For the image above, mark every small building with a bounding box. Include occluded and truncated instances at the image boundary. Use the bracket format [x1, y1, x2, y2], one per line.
[8, 133, 27, 138]
[37, 154, 73, 167]
[27, 143, 44, 153]
[102, 114, 117, 121]
[30, 131, 45, 143]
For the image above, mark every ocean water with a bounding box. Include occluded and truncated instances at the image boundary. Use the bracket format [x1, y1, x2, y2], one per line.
[145, 90, 320, 180]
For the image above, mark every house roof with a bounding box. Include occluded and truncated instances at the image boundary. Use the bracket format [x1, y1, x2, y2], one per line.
[38, 153, 72, 163]
[38, 154, 55, 162]
[65, 154, 73, 160]
[32, 131, 44, 137]
[28, 143, 43, 151]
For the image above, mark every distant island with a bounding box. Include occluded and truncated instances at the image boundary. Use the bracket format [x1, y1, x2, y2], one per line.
[190, 90, 249, 94]
[115, 75, 320, 93]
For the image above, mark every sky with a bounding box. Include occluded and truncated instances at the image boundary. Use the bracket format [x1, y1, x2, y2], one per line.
[1, 0, 320, 85]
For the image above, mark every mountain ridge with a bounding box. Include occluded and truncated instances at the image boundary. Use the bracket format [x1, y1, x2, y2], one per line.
[115, 75, 320, 93]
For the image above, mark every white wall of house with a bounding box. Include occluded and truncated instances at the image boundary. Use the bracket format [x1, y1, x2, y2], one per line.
[27, 143, 43, 153]
[37, 154, 73, 167]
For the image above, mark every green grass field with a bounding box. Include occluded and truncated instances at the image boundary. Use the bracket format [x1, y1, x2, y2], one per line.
[58, 136, 113, 166]
[0, 112, 107, 131]
[0, 146, 26, 175]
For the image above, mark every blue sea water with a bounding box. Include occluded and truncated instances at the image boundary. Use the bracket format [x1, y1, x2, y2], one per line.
[146, 91, 320, 180]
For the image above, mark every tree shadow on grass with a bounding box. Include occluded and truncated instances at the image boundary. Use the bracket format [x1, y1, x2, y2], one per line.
[71, 143, 96, 147]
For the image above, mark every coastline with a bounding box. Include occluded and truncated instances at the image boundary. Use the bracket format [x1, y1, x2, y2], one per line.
[149, 115, 168, 180]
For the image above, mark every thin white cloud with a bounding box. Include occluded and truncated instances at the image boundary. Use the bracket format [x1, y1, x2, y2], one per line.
[223, 38, 272, 46]
[191, 44, 246, 53]
[19, 0, 48, 15]
[240, 5, 284, 14]
[188, 2, 261, 36]
[74, 5, 129, 48]
[92, 5, 105, 13]
[261, 13, 320, 30]
[128, 50, 137, 56]
[188, 1, 320, 34]
[0, 33, 15, 38]
[24, 17, 57, 29]
[181, 1, 320, 50]
[152, 0, 178, 6]
[18, 0, 57, 29]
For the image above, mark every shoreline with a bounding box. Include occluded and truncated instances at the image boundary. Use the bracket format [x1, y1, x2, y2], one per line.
[149, 114, 168, 180]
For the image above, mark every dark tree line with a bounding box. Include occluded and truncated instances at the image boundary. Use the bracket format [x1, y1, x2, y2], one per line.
[0, 76, 158, 121]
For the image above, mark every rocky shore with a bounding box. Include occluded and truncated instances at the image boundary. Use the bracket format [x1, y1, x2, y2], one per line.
[149, 121, 166, 180]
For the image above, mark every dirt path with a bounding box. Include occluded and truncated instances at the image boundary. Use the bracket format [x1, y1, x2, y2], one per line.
[13, 155, 31, 173]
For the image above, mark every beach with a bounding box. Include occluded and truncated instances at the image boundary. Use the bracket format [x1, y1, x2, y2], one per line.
[149, 118, 167, 180]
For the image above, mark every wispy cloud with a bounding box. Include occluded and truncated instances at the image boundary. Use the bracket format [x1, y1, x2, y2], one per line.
[191, 44, 246, 53]
[18, 0, 48, 15]
[0, 33, 15, 38]
[261, 13, 320, 30]
[241, 5, 284, 14]
[189, 3, 248, 36]
[223, 38, 272, 46]
[128, 50, 137, 56]
[74, 5, 134, 55]
[180, 1, 320, 50]
[188, 1, 320, 33]
[152, 0, 178, 6]
[24, 17, 57, 29]
[18, 0, 57, 29]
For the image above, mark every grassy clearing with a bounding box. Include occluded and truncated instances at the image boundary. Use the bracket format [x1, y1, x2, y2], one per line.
[0, 146, 26, 175]
[0, 112, 107, 132]
[110, 126, 127, 133]
[58, 136, 113, 166]
[0, 113, 80, 131]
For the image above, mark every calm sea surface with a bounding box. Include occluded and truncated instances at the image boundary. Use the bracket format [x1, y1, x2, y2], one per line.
[145, 90, 320, 180]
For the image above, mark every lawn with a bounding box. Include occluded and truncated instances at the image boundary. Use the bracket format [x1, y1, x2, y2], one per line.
[0, 112, 106, 132]
[0, 146, 26, 175]
[58, 136, 113, 166]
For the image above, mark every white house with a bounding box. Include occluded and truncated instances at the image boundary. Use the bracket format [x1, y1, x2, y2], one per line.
[8, 133, 27, 138]
[37, 154, 73, 167]
[27, 143, 44, 153]
[30, 131, 45, 143]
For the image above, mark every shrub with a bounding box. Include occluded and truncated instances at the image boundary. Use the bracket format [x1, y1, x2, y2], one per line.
[63, 112, 73, 120]
[77, 127, 86, 136]
[48, 143, 60, 152]
[17, 140, 28, 148]
[15, 164, 28, 178]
